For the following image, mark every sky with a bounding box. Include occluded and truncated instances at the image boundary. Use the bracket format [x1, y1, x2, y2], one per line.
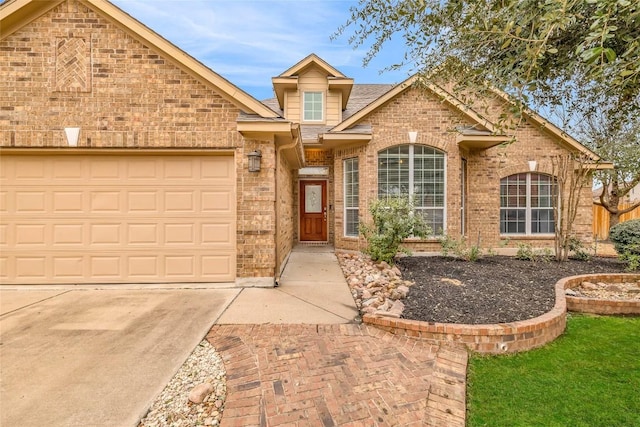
[112, 0, 409, 101]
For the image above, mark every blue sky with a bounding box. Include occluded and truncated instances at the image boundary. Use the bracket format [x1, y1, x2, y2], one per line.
[112, 0, 409, 100]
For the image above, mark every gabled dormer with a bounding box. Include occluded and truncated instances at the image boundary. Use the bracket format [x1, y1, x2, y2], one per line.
[271, 54, 354, 126]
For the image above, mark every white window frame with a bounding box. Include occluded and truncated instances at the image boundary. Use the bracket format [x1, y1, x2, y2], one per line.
[303, 91, 323, 122]
[377, 144, 447, 236]
[344, 157, 359, 237]
[500, 173, 556, 235]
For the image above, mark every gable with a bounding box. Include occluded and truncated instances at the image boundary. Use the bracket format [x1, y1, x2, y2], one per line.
[0, 0, 279, 118]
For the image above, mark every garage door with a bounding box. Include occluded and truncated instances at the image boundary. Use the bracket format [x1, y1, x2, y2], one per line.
[0, 153, 236, 284]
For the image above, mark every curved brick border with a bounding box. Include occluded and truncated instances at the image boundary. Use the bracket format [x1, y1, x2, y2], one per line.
[564, 274, 640, 315]
[364, 273, 639, 354]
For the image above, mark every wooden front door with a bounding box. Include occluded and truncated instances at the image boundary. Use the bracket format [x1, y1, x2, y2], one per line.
[300, 180, 327, 241]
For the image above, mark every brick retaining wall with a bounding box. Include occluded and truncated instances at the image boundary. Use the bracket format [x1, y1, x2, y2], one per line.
[564, 274, 640, 315]
[364, 273, 639, 354]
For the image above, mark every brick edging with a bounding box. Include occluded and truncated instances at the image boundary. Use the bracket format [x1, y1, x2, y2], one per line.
[564, 274, 640, 315]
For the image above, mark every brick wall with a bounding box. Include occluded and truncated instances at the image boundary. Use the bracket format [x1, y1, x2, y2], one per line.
[0, 0, 277, 280]
[276, 150, 294, 275]
[332, 86, 594, 252]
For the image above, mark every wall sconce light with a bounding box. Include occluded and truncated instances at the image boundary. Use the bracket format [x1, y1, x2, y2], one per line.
[247, 149, 262, 172]
[64, 127, 81, 147]
[408, 131, 418, 144]
[528, 160, 537, 172]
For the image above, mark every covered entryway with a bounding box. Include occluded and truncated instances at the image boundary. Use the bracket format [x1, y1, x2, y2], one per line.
[299, 180, 327, 241]
[0, 152, 236, 284]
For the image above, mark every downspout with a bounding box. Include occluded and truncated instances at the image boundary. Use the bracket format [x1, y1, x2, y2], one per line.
[274, 124, 302, 287]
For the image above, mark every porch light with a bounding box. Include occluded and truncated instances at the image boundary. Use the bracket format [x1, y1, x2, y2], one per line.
[528, 160, 537, 171]
[408, 131, 418, 144]
[247, 149, 262, 172]
[64, 127, 80, 147]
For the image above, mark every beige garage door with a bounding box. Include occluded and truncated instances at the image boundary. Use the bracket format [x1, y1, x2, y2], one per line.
[0, 153, 236, 284]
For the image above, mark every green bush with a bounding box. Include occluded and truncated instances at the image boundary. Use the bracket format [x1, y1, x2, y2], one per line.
[610, 219, 640, 271]
[515, 242, 552, 262]
[440, 234, 483, 261]
[568, 236, 591, 261]
[609, 219, 640, 255]
[360, 197, 431, 264]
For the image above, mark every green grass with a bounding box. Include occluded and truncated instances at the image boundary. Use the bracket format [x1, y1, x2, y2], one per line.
[467, 314, 640, 427]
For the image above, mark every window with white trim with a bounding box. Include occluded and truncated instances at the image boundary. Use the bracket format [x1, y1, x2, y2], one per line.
[500, 173, 556, 234]
[303, 92, 323, 121]
[378, 145, 445, 234]
[344, 158, 359, 237]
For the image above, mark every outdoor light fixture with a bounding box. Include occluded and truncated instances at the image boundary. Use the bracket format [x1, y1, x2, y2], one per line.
[528, 160, 537, 172]
[408, 131, 418, 144]
[247, 149, 262, 172]
[64, 127, 80, 147]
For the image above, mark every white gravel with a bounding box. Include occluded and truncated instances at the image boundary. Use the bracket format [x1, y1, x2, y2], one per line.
[139, 340, 227, 427]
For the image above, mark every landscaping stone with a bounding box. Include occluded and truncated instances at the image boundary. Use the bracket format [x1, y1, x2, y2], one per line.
[189, 383, 214, 404]
[337, 251, 414, 318]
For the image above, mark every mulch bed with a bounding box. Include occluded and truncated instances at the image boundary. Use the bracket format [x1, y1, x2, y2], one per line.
[396, 256, 627, 324]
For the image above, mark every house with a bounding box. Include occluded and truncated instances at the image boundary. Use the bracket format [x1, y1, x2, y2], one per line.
[0, 0, 608, 286]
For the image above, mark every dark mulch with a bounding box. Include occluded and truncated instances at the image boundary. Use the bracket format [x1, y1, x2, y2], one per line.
[397, 256, 627, 325]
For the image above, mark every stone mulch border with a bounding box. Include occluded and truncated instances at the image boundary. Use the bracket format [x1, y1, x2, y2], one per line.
[365, 273, 640, 354]
[564, 274, 640, 315]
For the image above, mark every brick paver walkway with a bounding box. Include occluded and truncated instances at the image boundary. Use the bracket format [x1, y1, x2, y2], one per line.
[207, 324, 467, 427]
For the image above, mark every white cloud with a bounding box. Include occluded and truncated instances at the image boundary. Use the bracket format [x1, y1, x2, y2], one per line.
[112, 0, 409, 99]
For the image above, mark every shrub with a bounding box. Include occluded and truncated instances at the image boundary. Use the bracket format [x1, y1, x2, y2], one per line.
[568, 236, 591, 261]
[439, 234, 483, 261]
[515, 242, 552, 262]
[609, 219, 640, 271]
[360, 196, 431, 264]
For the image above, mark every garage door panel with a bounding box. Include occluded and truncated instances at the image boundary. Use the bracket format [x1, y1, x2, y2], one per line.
[127, 191, 158, 212]
[126, 159, 157, 179]
[53, 191, 84, 212]
[127, 256, 158, 278]
[53, 159, 83, 179]
[15, 191, 46, 212]
[202, 255, 234, 278]
[0, 191, 7, 213]
[164, 191, 195, 212]
[165, 256, 194, 277]
[15, 224, 46, 245]
[53, 224, 84, 245]
[90, 256, 122, 278]
[201, 223, 233, 245]
[15, 158, 46, 179]
[201, 191, 232, 212]
[90, 159, 121, 179]
[164, 159, 195, 179]
[164, 223, 194, 244]
[90, 224, 122, 245]
[127, 223, 159, 245]
[15, 257, 46, 278]
[1, 154, 235, 284]
[52, 256, 84, 278]
[90, 191, 121, 212]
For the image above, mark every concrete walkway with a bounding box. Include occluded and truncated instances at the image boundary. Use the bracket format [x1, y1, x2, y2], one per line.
[217, 245, 359, 324]
[209, 245, 468, 426]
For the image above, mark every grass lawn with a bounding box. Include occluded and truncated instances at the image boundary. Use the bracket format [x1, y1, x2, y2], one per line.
[467, 314, 640, 427]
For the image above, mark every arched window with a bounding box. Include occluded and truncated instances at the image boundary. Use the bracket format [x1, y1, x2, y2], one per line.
[378, 145, 446, 234]
[500, 173, 556, 235]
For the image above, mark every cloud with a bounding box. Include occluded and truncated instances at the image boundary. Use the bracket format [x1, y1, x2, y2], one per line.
[112, 0, 408, 99]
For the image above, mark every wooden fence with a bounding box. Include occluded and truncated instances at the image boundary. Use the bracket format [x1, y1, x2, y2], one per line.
[593, 202, 640, 240]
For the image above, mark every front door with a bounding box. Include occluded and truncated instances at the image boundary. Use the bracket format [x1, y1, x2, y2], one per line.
[300, 180, 327, 241]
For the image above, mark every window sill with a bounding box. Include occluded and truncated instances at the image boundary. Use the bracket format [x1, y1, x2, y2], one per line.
[500, 234, 555, 240]
[403, 237, 442, 243]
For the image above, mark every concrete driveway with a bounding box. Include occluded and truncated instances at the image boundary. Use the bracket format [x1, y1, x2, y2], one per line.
[0, 287, 239, 427]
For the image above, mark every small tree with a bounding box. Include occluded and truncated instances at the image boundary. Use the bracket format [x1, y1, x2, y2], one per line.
[360, 196, 431, 264]
[551, 154, 592, 261]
